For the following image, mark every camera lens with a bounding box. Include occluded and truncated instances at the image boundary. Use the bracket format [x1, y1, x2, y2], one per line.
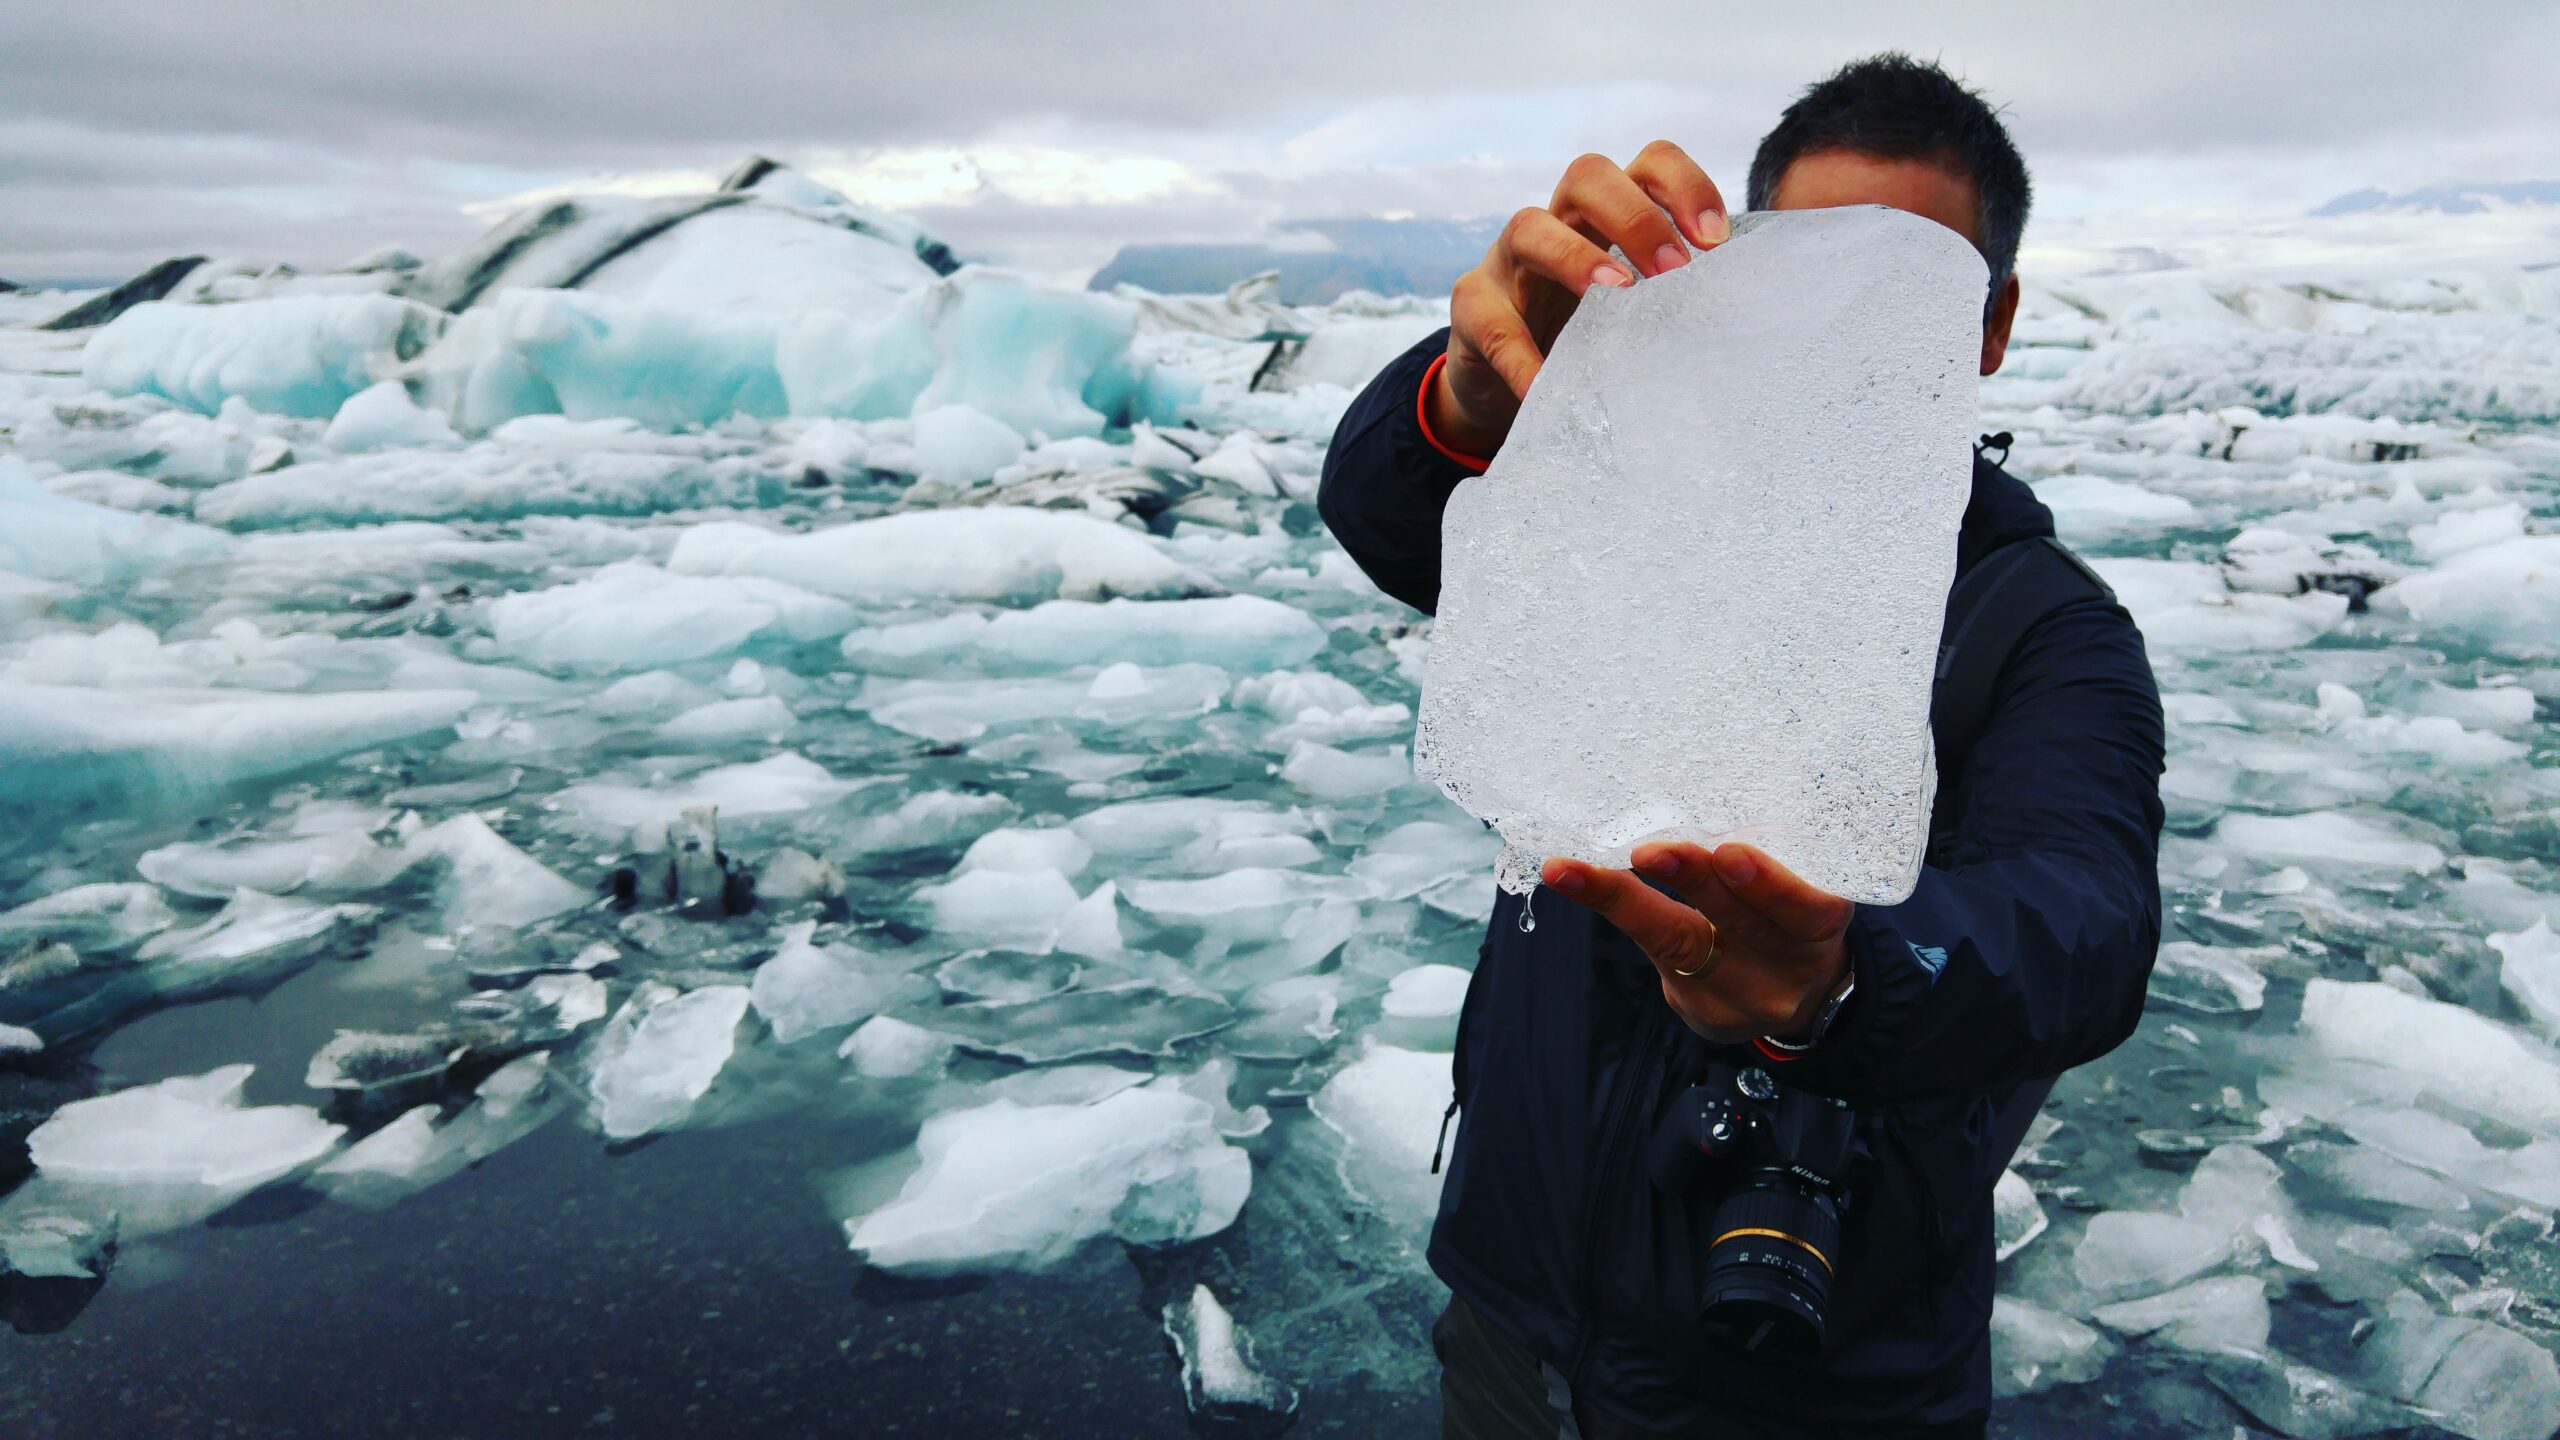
[1698, 1174, 1841, 1359]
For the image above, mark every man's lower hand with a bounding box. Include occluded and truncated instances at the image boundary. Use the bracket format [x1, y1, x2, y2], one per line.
[1541, 842, 1852, 1046]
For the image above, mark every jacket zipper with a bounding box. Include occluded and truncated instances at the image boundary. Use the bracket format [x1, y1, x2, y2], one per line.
[1565, 1003, 1677, 1388]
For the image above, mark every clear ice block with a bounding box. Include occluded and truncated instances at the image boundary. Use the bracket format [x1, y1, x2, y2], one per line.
[1415, 205, 1985, 903]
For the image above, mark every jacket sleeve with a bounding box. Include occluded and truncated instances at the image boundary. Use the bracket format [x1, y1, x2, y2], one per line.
[1315, 326, 1477, 615]
[1777, 593, 2167, 1105]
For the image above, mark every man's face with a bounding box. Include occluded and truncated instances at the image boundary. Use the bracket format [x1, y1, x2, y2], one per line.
[1767, 148, 2019, 378]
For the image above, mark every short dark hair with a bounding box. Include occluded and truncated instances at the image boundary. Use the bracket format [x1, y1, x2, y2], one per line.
[1746, 53, 2031, 294]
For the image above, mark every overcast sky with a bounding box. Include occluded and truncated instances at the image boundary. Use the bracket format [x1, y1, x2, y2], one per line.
[5, 1, 2557, 285]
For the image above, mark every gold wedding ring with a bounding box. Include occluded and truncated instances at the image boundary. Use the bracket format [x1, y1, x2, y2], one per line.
[1671, 919, 1722, 979]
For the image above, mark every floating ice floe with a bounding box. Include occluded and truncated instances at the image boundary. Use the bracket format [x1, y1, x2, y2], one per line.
[2492, 920, 2560, 1037]
[0, 683, 474, 815]
[2091, 556, 2350, 654]
[404, 813, 590, 930]
[839, 594, 1325, 674]
[585, 982, 752, 1140]
[2357, 1291, 2560, 1440]
[548, 752, 867, 838]
[312, 1053, 563, 1210]
[837, 1015, 954, 1080]
[2090, 1274, 2270, 1354]
[1989, 1298, 2113, 1398]
[749, 922, 910, 1043]
[1163, 1284, 1299, 1428]
[844, 1083, 1250, 1273]
[667, 507, 1206, 607]
[1311, 1042, 1450, 1231]
[0, 457, 233, 586]
[23, 1065, 342, 1235]
[2376, 535, 2560, 660]
[484, 562, 857, 669]
[2296, 979, 2560, 1134]
[2070, 1144, 2303, 1302]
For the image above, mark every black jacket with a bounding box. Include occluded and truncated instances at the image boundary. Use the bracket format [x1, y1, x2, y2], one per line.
[1319, 329, 2166, 1436]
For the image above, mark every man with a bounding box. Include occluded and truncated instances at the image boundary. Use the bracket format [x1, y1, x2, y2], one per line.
[1318, 55, 2166, 1438]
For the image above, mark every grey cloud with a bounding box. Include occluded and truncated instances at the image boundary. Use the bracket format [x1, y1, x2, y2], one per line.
[5, 1, 2555, 280]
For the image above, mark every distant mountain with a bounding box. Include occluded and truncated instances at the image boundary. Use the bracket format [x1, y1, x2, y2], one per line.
[2311, 181, 2560, 217]
[1089, 217, 1498, 303]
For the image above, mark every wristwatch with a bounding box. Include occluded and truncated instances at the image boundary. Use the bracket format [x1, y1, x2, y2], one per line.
[1756, 966, 1857, 1056]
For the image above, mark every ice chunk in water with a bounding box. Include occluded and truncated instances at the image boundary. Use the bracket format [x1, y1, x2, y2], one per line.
[844, 1085, 1249, 1272]
[1311, 1042, 1451, 1229]
[2358, 1292, 2560, 1440]
[585, 982, 751, 1140]
[1989, 1297, 2113, 1397]
[2300, 979, 2560, 1134]
[749, 922, 902, 1043]
[1381, 964, 1471, 1019]
[838, 1015, 953, 1079]
[311, 1053, 562, 1210]
[0, 683, 474, 813]
[1163, 1284, 1299, 1425]
[2491, 919, 2560, 1038]
[2091, 1274, 2269, 1353]
[324, 380, 461, 452]
[405, 814, 588, 930]
[2071, 1146, 2294, 1301]
[1993, 1168, 2048, 1263]
[483, 563, 857, 669]
[25, 1064, 342, 1235]
[0, 458, 232, 587]
[1416, 207, 1984, 901]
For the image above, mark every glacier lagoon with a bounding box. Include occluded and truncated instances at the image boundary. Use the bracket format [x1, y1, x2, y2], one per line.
[3, 166, 2560, 1437]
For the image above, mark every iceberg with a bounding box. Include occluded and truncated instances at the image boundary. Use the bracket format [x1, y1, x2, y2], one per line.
[1416, 207, 1984, 900]
[83, 294, 447, 418]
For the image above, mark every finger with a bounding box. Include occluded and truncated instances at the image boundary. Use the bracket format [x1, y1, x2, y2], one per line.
[1625, 140, 1731, 249]
[1550, 153, 1691, 278]
[1498, 206, 1634, 299]
[1631, 840, 1808, 967]
[1629, 840, 1722, 909]
[1541, 858, 1720, 976]
[1450, 270, 1543, 399]
[1709, 844, 1855, 943]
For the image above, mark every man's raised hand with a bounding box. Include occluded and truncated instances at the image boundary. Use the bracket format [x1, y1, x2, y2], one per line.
[1540, 842, 1852, 1047]
[1429, 142, 1732, 459]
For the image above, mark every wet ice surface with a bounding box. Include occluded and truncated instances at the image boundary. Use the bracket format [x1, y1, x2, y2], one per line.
[1420, 207, 1982, 902]
[5, 171, 2560, 1437]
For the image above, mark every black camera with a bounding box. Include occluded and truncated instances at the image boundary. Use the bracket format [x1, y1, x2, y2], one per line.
[1647, 1061, 1862, 1360]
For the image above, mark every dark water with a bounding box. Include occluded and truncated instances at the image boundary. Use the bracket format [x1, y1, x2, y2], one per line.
[0, 981, 1440, 1440]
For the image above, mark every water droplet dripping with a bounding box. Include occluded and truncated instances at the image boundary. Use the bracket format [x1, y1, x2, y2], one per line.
[1517, 887, 1538, 933]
